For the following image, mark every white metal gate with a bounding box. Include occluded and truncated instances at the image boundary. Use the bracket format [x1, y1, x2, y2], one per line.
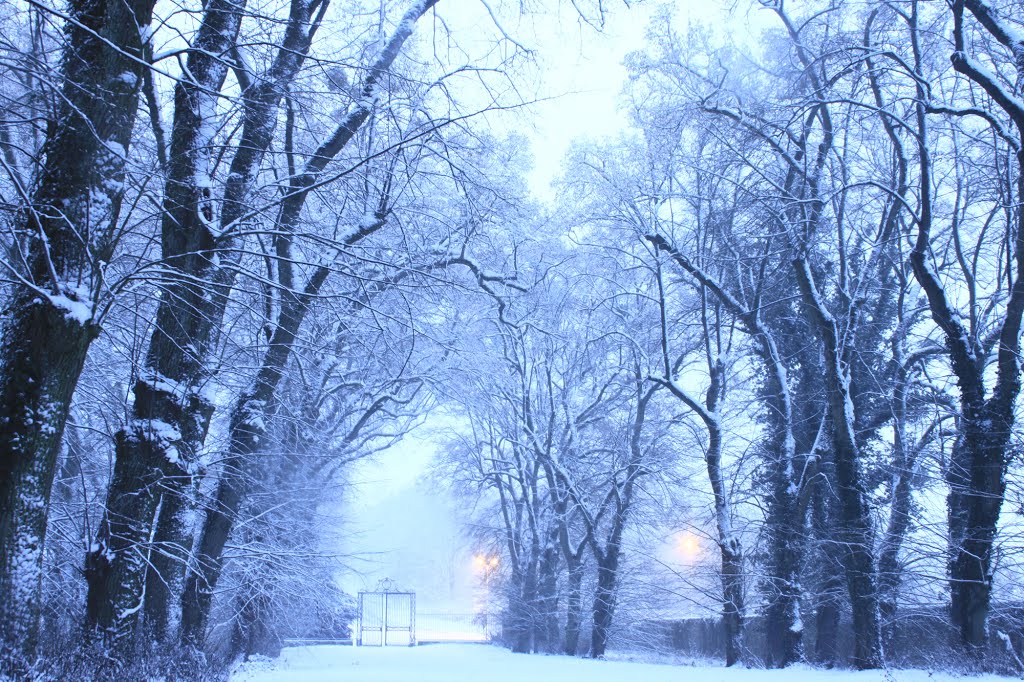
[358, 581, 415, 646]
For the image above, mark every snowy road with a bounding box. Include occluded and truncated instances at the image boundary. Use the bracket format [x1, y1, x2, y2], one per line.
[230, 643, 1007, 682]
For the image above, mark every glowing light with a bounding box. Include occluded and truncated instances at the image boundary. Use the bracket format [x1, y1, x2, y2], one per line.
[473, 554, 499, 571]
[676, 531, 701, 560]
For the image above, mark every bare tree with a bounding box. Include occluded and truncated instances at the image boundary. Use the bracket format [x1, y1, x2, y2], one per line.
[0, 0, 157, 664]
[85, 0, 442, 651]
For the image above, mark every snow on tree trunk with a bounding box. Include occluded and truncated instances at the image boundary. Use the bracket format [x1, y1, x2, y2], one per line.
[589, 550, 620, 659]
[83, 0, 244, 646]
[0, 0, 154, 663]
[176, 0, 437, 644]
[563, 558, 584, 656]
[812, 487, 844, 668]
[756, 339, 804, 669]
[793, 257, 882, 670]
[84, 0, 341, 646]
[900, 0, 1024, 654]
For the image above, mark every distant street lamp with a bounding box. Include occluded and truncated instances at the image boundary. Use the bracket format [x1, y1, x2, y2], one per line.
[676, 531, 702, 562]
[473, 554, 500, 635]
[474, 554, 500, 585]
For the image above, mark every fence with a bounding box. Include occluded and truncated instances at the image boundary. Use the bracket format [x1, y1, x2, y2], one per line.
[632, 603, 1024, 671]
[282, 637, 354, 646]
[416, 612, 499, 643]
[279, 607, 499, 649]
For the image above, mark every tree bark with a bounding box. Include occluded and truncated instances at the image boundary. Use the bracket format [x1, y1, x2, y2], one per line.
[0, 0, 153, 661]
[905, 1, 1024, 650]
[508, 566, 534, 654]
[176, 1, 438, 645]
[763, 461, 804, 668]
[84, 0, 332, 645]
[793, 258, 882, 670]
[590, 551, 619, 659]
[813, 577, 842, 668]
[811, 465, 843, 668]
[537, 542, 560, 653]
[83, 0, 244, 645]
[720, 541, 744, 666]
[142, 474, 199, 641]
[563, 558, 584, 656]
[758, 345, 804, 669]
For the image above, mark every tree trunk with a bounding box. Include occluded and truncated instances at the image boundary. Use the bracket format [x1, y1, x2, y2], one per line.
[721, 542, 744, 666]
[590, 552, 619, 659]
[761, 382, 803, 669]
[0, 0, 153, 661]
[564, 559, 584, 656]
[143, 478, 198, 641]
[84, 431, 164, 642]
[705, 361, 743, 666]
[537, 543, 560, 653]
[793, 258, 882, 670]
[82, 0, 246, 646]
[0, 302, 95, 661]
[764, 471, 804, 668]
[179, 255, 330, 645]
[179, 397, 263, 647]
[814, 578, 842, 668]
[906, 2, 1024, 651]
[85, 0, 338, 645]
[644, 234, 797, 666]
[811, 472, 843, 668]
[587, 379, 650, 660]
[176, 0, 436, 644]
[508, 564, 534, 654]
[947, 421, 1008, 652]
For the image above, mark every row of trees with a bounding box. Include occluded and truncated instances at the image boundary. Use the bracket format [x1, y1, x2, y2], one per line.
[440, 247, 678, 658]
[3, 0, 1024, 674]
[442, 0, 1024, 671]
[0, 0, 543, 675]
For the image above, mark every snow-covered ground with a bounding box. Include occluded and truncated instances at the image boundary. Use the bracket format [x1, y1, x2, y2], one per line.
[230, 643, 1009, 682]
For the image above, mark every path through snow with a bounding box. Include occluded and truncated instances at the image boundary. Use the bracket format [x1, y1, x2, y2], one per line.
[230, 643, 1008, 682]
